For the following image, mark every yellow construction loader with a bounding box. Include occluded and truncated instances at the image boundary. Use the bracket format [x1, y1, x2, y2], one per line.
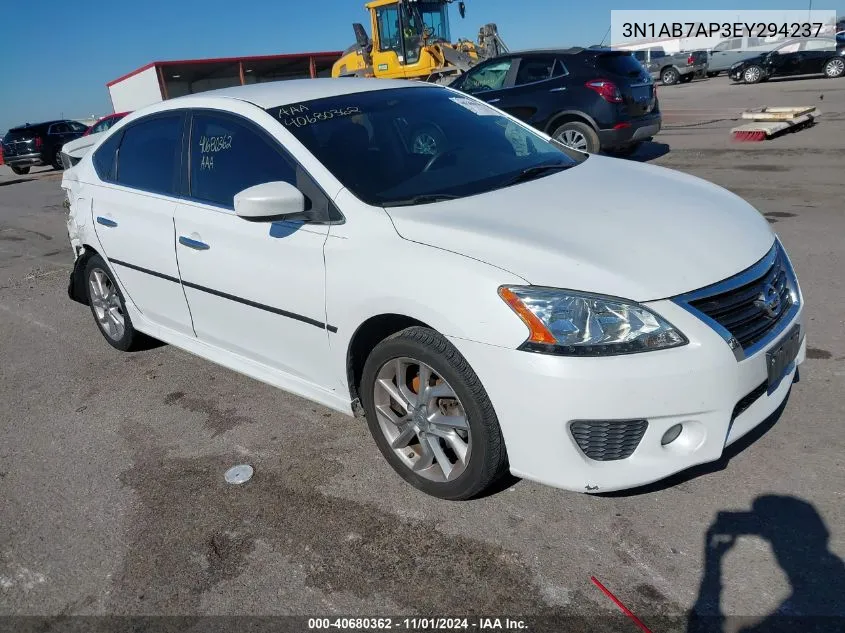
[332, 0, 507, 82]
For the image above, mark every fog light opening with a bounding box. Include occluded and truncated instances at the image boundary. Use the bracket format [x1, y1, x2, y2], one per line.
[661, 424, 683, 446]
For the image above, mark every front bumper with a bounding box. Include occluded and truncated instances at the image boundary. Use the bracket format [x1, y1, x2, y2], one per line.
[598, 113, 662, 148]
[449, 300, 804, 493]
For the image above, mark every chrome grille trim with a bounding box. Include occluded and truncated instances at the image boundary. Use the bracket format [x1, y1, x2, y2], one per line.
[672, 240, 801, 361]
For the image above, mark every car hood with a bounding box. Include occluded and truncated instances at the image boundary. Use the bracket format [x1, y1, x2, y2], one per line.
[384, 155, 775, 302]
[61, 131, 105, 159]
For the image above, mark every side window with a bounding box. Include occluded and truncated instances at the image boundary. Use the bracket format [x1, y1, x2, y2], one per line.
[69, 121, 87, 133]
[462, 59, 513, 93]
[712, 42, 729, 52]
[92, 119, 110, 134]
[634, 50, 646, 61]
[189, 114, 296, 209]
[116, 115, 183, 195]
[92, 130, 123, 182]
[50, 123, 70, 135]
[803, 39, 833, 51]
[514, 56, 557, 86]
[376, 5, 400, 52]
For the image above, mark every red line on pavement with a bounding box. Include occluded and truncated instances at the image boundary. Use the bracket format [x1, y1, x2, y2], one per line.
[590, 576, 655, 633]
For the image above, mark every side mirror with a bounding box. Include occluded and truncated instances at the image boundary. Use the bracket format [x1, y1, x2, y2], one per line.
[234, 181, 309, 222]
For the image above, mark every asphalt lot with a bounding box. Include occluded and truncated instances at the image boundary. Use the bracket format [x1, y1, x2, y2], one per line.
[1, 75, 843, 631]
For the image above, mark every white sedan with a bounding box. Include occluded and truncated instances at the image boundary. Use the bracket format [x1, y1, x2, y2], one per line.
[61, 79, 805, 499]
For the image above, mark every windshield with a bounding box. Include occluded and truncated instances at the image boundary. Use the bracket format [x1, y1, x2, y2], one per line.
[266, 87, 581, 207]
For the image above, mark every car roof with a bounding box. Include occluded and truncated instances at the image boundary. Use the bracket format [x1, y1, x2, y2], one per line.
[500, 47, 621, 58]
[8, 120, 68, 131]
[172, 78, 432, 109]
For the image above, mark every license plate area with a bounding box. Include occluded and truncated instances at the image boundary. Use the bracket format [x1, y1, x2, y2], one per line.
[766, 324, 801, 394]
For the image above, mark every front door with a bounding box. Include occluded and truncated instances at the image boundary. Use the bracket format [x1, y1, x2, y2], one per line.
[91, 112, 195, 336]
[458, 58, 518, 112]
[173, 111, 332, 386]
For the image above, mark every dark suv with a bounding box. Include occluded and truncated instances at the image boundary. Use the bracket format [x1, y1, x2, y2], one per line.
[449, 48, 661, 155]
[1, 120, 87, 174]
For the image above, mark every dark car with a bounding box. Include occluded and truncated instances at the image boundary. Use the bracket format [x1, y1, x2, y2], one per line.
[729, 37, 845, 84]
[1, 119, 87, 174]
[448, 48, 661, 155]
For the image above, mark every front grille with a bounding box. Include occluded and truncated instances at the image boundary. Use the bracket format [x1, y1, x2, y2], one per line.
[570, 419, 648, 461]
[686, 244, 795, 351]
[731, 381, 767, 421]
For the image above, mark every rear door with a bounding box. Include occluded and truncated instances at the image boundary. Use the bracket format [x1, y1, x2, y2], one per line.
[799, 39, 837, 73]
[769, 41, 803, 75]
[594, 52, 656, 118]
[90, 112, 195, 336]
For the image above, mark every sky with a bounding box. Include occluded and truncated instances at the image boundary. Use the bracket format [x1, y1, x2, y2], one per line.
[1, 0, 842, 133]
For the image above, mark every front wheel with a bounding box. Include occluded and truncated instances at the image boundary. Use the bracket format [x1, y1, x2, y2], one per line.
[10, 165, 30, 175]
[360, 327, 508, 500]
[823, 57, 845, 79]
[551, 121, 600, 153]
[743, 65, 764, 84]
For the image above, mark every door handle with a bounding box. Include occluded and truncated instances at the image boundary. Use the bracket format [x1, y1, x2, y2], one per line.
[179, 236, 210, 251]
[96, 216, 118, 227]
[486, 98, 501, 103]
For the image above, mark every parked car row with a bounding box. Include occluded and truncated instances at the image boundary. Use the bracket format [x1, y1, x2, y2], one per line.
[1, 113, 130, 175]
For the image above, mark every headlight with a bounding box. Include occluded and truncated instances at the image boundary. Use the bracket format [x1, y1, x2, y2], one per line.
[498, 286, 687, 356]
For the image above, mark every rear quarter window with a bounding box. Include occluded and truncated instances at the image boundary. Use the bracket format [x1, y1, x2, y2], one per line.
[92, 131, 123, 182]
[115, 115, 183, 195]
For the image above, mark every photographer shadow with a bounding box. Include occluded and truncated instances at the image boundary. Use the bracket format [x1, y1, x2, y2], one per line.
[688, 495, 845, 633]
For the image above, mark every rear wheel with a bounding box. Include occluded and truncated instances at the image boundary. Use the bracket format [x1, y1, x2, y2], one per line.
[661, 67, 680, 85]
[84, 254, 143, 351]
[823, 57, 845, 78]
[52, 147, 64, 170]
[10, 165, 30, 175]
[743, 65, 764, 84]
[551, 121, 600, 153]
[360, 327, 508, 500]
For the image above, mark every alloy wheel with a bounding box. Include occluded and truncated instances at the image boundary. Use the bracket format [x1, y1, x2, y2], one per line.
[825, 58, 844, 78]
[744, 66, 761, 83]
[372, 357, 471, 482]
[88, 268, 125, 341]
[555, 129, 589, 151]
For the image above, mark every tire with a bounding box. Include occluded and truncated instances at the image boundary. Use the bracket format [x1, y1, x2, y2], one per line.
[550, 121, 600, 153]
[681, 73, 693, 83]
[707, 71, 720, 78]
[410, 124, 446, 156]
[83, 254, 143, 352]
[661, 67, 680, 85]
[360, 326, 508, 500]
[823, 57, 845, 79]
[9, 165, 30, 175]
[743, 65, 764, 84]
[605, 142, 642, 157]
[52, 147, 64, 170]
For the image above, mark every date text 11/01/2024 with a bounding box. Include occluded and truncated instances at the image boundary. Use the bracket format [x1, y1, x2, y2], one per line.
[622, 21, 826, 39]
[307, 618, 529, 630]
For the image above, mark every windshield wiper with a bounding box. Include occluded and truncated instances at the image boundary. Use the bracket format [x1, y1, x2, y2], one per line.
[382, 194, 460, 208]
[502, 162, 573, 188]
